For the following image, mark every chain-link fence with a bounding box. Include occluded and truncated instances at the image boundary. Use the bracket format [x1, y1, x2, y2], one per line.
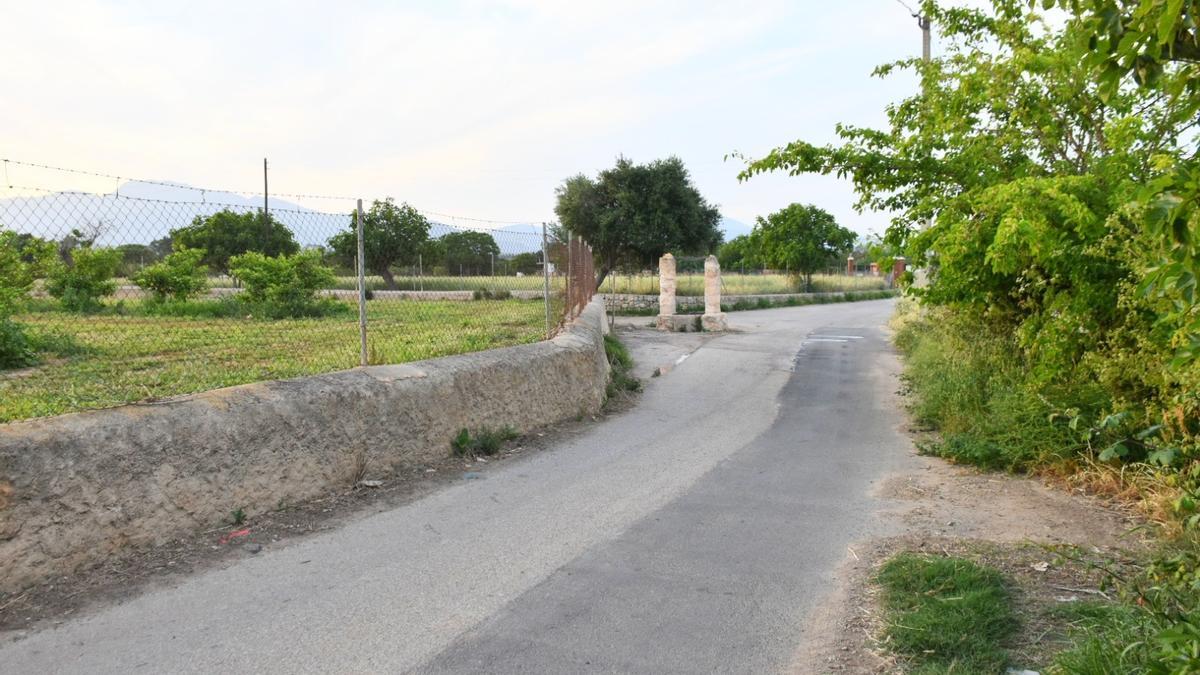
[0, 160, 594, 424]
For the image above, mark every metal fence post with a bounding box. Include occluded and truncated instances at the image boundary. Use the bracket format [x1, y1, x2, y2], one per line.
[356, 199, 368, 367]
[542, 223, 552, 338]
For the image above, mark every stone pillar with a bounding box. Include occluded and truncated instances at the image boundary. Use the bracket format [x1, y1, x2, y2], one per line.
[892, 256, 906, 278]
[869, 262, 880, 277]
[701, 255, 727, 332]
[656, 253, 677, 331]
[846, 256, 855, 276]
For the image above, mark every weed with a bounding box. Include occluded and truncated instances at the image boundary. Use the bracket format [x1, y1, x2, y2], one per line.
[230, 508, 247, 526]
[876, 553, 1018, 672]
[451, 425, 519, 457]
[603, 334, 641, 400]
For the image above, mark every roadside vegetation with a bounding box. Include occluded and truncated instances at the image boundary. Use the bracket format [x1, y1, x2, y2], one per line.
[877, 554, 1018, 673]
[603, 333, 641, 401]
[739, 0, 1200, 669]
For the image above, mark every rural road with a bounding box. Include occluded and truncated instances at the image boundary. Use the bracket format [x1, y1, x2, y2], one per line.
[2, 298, 916, 674]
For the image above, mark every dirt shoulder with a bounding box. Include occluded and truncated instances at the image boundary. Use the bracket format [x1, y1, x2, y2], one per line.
[790, 443, 1149, 674]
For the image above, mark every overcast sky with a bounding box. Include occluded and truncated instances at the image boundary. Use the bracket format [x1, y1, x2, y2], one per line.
[1, 1, 961, 235]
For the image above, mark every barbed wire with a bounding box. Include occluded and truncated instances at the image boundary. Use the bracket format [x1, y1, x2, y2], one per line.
[0, 158, 550, 228]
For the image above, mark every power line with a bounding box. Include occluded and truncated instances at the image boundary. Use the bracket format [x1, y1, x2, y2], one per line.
[892, 0, 918, 17]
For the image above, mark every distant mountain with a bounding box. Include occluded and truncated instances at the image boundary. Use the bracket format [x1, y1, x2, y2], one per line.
[0, 180, 341, 247]
[719, 216, 753, 241]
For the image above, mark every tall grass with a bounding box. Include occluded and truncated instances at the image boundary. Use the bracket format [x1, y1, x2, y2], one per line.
[891, 299, 1092, 470]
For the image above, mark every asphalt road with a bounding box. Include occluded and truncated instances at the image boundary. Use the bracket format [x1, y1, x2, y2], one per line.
[2, 298, 914, 674]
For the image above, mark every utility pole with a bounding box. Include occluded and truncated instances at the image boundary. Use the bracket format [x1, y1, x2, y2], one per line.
[262, 158, 270, 241]
[919, 14, 930, 62]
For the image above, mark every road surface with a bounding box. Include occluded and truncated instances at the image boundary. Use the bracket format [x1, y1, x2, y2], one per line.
[2, 299, 915, 674]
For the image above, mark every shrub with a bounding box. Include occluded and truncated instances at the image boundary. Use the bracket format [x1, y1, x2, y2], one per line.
[228, 249, 338, 318]
[0, 318, 34, 369]
[46, 246, 121, 312]
[451, 426, 518, 457]
[133, 248, 208, 301]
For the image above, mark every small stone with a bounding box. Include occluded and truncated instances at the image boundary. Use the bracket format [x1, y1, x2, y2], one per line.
[463, 472, 484, 480]
[244, 543, 263, 554]
[1031, 561, 1050, 572]
[358, 479, 383, 488]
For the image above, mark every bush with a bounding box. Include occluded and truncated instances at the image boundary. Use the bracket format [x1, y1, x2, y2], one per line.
[0, 318, 34, 369]
[46, 246, 122, 312]
[228, 249, 338, 318]
[133, 248, 208, 301]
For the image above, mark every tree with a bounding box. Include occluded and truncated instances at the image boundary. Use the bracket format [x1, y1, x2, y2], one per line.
[46, 246, 123, 312]
[0, 230, 55, 367]
[509, 252, 541, 275]
[554, 156, 722, 287]
[133, 248, 208, 301]
[752, 204, 855, 291]
[327, 199, 430, 289]
[717, 235, 761, 271]
[441, 230, 500, 276]
[171, 209, 299, 274]
[229, 249, 337, 318]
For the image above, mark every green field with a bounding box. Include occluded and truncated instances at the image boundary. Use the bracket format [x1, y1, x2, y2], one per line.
[319, 273, 888, 296]
[1, 299, 546, 423]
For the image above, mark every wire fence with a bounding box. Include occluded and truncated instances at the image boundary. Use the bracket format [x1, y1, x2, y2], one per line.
[0, 161, 594, 424]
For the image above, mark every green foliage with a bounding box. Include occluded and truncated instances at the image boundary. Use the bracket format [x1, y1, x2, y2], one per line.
[441, 230, 500, 276]
[0, 319, 35, 369]
[750, 203, 855, 291]
[509, 252, 541, 275]
[742, 1, 1200, 481]
[327, 199, 430, 290]
[450, 426, 519, 457]
[717, 235, 760, 270]
[171, 209, 299, 274]
[46, 246, 122, 312]
[604, 333, 641, 399]
[1, 230, 54, 319]
[228, 249, 338, 318]
[133, 248, 208, 301]
[555, 156, 722, 286]
[876, 553, 1017, 673]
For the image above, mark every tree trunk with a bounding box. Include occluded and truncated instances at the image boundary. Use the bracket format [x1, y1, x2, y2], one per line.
[379, 266, 397, 291]
[595, 265, 611, 291]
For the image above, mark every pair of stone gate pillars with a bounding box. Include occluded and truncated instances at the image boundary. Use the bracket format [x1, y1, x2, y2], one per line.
[655, 253, 727, 332]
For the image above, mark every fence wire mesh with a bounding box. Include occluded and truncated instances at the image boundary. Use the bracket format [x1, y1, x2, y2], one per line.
[0, 161, 593, 423]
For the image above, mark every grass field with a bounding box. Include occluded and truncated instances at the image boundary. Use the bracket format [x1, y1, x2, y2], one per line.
[271, 273, 886, 295]
[1, 299, 546, 423]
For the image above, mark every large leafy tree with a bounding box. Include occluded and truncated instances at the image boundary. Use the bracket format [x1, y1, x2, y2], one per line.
[717, 234, 761, 271]
[752, 204, 855, 291]
[328, 199, 430, 289]
[172, 209, 299, 274]
[440, 230, 500, 276]
[739, 0, 1196, 453]
[555, 156, 722, 287]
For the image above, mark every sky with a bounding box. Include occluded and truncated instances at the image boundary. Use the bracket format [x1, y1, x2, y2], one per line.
[0, 1, 963, 236]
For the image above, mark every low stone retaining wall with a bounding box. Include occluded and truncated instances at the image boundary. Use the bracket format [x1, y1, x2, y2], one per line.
[603, 291, 893, 313]
[0, 299, 610, 594]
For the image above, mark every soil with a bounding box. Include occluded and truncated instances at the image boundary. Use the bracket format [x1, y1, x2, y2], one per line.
[0, 392, 641, 642]
[789, 433, 1150, 674]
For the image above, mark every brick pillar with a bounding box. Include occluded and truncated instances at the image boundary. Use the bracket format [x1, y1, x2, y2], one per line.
[846, 256, 855, 276]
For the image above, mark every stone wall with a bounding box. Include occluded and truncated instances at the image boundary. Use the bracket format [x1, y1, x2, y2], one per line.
[0, 299, 610, 594]
[604, 292, 889, 313]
